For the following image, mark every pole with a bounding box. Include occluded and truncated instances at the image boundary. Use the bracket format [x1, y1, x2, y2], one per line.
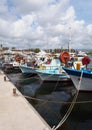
[69, 27, 71, 53]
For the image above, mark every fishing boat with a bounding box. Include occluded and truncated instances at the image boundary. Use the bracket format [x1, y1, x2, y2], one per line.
[19, 58, 47, 75]
[36, 57, 70, 82]
[62, 54, 92, 92]
[19, 63, 37, 75]
[19, 52, 48, 74]
[36, 67, 70, 82]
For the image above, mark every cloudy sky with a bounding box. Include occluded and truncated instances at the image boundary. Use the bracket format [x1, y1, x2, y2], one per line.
[0, 0, 92, 50]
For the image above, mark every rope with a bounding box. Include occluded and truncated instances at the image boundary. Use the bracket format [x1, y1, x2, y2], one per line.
[52, 76, 62, 92]
[53, 70, 83, 130]
[35, 100, 48, 108]
[37, 72, 55, 81]
[24, 93, 92, 105]
[37, 73, 56, 85]
[15, 75, 40, 86]
[36, 66, 68, 83]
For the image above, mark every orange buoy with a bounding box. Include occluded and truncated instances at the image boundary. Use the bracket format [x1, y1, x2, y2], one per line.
[59, 51, 70, 63]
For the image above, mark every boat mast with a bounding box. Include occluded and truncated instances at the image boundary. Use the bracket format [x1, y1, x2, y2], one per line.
[68, 27, 71, 53]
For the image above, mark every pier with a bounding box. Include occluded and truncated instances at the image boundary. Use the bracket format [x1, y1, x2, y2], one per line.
[0, 70, 51, 130]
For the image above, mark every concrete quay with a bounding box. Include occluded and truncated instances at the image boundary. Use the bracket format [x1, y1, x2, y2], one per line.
[0, 70, 51, 130]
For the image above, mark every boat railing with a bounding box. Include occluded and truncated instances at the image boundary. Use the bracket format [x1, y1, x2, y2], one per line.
[38, 65, 62, 70]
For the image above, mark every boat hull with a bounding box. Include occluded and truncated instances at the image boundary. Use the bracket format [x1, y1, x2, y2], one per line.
[63, 67, 92, 92]
[36, 69, 70, 82]
[70, 75, 92, 92]
[19, 65, 37, 74]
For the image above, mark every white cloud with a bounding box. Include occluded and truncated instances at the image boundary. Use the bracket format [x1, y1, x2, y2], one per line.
[12, 0, 50, 14]
[0, 0, 92, 49]
[87, 24, 92, 34]
[11, 14, 35, 37]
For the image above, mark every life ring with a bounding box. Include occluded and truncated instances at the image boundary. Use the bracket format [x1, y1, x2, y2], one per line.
[59, 51, 70, 63]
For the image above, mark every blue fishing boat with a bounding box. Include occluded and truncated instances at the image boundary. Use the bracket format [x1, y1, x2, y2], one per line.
[63, 66, 92, 92]
[62, 55, 92, 92]
[36, 58, 70, 82]
[36, 67, 70, 82]
[19, 64, 37, 74]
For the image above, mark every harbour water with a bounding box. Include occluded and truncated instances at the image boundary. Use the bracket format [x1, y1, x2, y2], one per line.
[7, 70, 92, 130]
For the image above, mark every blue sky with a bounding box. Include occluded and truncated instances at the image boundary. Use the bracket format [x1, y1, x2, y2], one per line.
[70, 0, 92, 24]
[0, 0, 92, 49]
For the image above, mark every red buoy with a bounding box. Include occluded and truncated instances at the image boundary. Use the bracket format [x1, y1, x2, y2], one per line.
[82, 56, 91, 65]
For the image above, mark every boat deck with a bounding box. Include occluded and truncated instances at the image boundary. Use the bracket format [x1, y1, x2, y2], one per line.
[0, 70, 51, 130]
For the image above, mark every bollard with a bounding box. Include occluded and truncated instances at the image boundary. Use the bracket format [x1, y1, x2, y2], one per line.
[4, 76, 6, 81]
[13, 88, 16, 95]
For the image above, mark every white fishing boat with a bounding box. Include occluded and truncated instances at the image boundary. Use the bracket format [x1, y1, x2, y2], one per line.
[19, 63, 37, 74]
[19, 57, 46, 74]
[63, 55, 92, 92]
[19, 50, 48, 74]
[36, 58, 70, 82]
[36, 67, 70, 82]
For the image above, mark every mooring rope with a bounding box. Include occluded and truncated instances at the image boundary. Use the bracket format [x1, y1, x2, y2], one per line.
[52, 76, 62, 92]
[35, 100, 48, 108]
[24, 95, 92, 104]
[37, 72, 55, 81]
[52, 70, 84, 130]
